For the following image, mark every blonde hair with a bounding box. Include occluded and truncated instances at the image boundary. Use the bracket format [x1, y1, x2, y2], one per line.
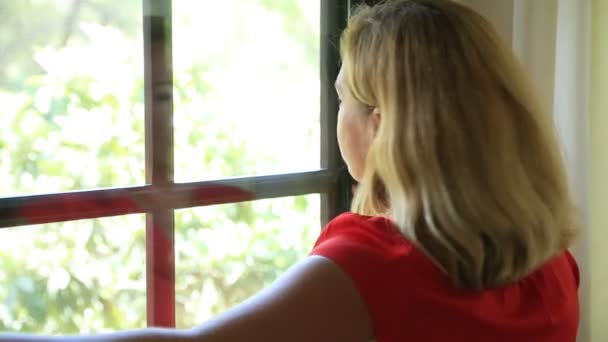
[345, 0, 577, 290]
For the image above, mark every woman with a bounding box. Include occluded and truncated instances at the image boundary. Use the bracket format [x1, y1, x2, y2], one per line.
[1, 0, 580, 341]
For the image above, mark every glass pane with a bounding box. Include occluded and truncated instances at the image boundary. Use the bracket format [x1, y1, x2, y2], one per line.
[173, 0, 321, 181]
[0, 215, 146, 333]
[175, 194, 320, 328]
[0, 1, 144, 196]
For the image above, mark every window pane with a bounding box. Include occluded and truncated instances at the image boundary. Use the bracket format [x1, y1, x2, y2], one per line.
[175, 194, 320, 328]
[0, 1, 144, 196]
[173, 0, 321, 181]
[0, 215, 146, 333]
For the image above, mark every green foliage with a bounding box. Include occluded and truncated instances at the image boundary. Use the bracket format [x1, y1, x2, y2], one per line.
[0, 0, 320, 333]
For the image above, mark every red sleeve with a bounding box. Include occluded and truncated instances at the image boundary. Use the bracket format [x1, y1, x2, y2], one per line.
[310, 213, 410, 336]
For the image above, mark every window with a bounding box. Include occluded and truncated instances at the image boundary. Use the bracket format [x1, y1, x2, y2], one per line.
[0, 0, 352, 332]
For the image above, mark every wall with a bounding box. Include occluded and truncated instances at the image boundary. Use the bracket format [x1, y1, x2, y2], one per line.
[590, 0, 608, 340]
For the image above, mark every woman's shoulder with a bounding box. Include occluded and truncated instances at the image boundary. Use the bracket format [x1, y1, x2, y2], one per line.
[310, 212, 442, 339]
[311, 212, 432, 285]
[315, 212, 416, 258]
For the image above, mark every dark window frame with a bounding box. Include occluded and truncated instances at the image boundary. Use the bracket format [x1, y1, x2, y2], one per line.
[0, 0, 353, 328]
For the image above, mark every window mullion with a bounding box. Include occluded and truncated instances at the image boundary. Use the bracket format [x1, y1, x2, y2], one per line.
[320, 0, 351, 227]
[143, 0, 175, 328]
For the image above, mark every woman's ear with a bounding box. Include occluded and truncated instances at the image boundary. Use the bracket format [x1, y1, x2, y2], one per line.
[370, 107, 381, 136]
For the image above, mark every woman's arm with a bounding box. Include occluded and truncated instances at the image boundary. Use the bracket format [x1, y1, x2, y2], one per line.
[0, 256, 373, 342]
[0, 328, 183, 342]
[186, 255, 373, 342]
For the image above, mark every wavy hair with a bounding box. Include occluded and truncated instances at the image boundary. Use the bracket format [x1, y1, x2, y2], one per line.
[344, 0, 578, 290]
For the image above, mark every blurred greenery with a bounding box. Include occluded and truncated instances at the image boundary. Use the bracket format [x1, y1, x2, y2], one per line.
[0, 0, 320, 333]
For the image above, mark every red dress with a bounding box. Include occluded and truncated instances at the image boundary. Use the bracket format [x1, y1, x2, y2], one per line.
[311, 213, 580, 342]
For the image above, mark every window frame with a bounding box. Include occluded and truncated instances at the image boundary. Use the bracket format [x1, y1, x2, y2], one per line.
[0, 0, 352, 328]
